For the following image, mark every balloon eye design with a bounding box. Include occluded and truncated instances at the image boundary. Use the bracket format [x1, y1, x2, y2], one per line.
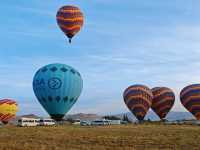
[48, 78, 62, 90]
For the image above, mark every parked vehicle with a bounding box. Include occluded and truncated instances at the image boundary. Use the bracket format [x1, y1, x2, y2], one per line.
[108, 120, 121, 125]
[91, 119, 110, 126]
[39, 119, 56, 126]
[18, 118, 40, 127]
[80, 121, 91, 126]
[18, 118, 56, 127]
[73, 119, 81, 125]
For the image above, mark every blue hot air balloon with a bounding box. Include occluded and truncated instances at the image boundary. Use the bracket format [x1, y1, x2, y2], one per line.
[33, 63, 83, 121]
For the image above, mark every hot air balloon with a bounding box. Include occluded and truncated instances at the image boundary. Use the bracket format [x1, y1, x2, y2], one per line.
[123, 84, 153, 121]
[56, 5, 84, 43]
[33, 63, 83, 121]
[180, 84, 200, 120]
[0, 99, 18, 124]
[151, 87, 175, 120]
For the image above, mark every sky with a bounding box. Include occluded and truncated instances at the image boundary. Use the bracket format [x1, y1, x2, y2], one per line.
[0, 0, 200, 116]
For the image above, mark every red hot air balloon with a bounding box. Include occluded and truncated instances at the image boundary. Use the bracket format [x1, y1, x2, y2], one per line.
[180, 84, 200, 120]
[123, 85, 153, 121]
[56, 5, 84, 43]
[151, 87, 175, 120]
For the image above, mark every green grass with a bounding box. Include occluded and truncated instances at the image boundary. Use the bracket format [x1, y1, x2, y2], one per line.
[0, 124, 199, 150]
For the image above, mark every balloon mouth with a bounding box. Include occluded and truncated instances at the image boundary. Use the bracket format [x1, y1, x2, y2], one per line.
[50, 114, 65, 121]
[137, 116, 144, 121]
[67, 33, 74, 44]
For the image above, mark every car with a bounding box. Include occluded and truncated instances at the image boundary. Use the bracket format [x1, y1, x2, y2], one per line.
[80, 121, 91, 126]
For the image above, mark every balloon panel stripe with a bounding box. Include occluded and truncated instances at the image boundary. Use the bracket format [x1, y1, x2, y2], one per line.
[124, 86, 153, 97]
[125, 95, 152, 106]
[181, 95, 200, 106]
[57, 16, 83, 22]
[57, 20, 83, 27]
[184, 99, 200, 109]
[180, 84, 200, 97]
[180, 90, 200, 102]
[126, 98, 150, 108]
[156, 104, 174, 114]
[124, 90, 153, 102]
[152, 97, 175, 108]
[56, 12, 83, 19]
[153, 92, 173, 99]
[152, 89, 173, 98]
[128, 104, 149, 112]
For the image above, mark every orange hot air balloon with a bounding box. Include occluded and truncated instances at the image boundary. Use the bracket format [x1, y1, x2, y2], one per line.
[123, 84, 153, 121]
[56, 5, 84, 43]
[180, 84, 200, 120]
[0, 99, 18, 124]
[151, 87, 175, 120]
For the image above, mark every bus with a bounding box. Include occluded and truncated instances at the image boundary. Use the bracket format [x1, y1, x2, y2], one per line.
[18, 118, 56, 127]
[18, 118, 40, 127]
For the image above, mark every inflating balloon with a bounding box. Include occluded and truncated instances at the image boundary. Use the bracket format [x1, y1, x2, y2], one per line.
[123, 84, 153, 121]
[0, 99, 18, 124]
[151, 87, 175, 120]
[33, 63, 83, 121]
[56, 5, 84, 43]
[180, 84, 200, 120]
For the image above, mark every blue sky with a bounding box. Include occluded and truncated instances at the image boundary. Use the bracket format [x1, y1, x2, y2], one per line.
[1, 0, 200, 116]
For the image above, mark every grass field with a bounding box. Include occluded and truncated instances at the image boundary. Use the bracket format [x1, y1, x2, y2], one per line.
[0, 124, 200, 150]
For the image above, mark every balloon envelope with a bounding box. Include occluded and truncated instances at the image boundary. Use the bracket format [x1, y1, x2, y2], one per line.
[33, 63, 83, 121]
[180, 84, 200, 120]
[56, 5, 84, 43]
[151, 87, 175, 120]
[123, 84, 153, 121]
[0, 99, 18, 124]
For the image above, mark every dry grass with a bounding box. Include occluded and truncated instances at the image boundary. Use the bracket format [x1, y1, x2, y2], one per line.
[0, 124, 200, 150]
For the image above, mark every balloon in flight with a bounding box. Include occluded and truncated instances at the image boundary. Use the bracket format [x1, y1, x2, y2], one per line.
[123, 84, 153, 121]
[33, 63, 83, 121]
[56, 5, 84, 43]
[180, 84, 200, 120]
[0, 99, 18, 124]
[151, 87, 175, 120]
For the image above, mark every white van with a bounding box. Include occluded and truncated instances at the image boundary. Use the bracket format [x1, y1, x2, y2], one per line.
[40, 119, 56, 126]
[18, 118, 40, 127]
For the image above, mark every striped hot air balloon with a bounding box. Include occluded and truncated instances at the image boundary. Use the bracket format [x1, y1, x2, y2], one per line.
[56, 5, 84, 43]
[0, 99, 18, 124]
[180, 84, 200, 120]
[151, 87, 175, 120]
[123, 84, 153, 121]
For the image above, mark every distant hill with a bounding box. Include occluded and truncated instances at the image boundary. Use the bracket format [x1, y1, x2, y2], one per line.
[19, 114, 41, 119]
[116, 111, 195, 122]
[64, 111, 194, 122]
